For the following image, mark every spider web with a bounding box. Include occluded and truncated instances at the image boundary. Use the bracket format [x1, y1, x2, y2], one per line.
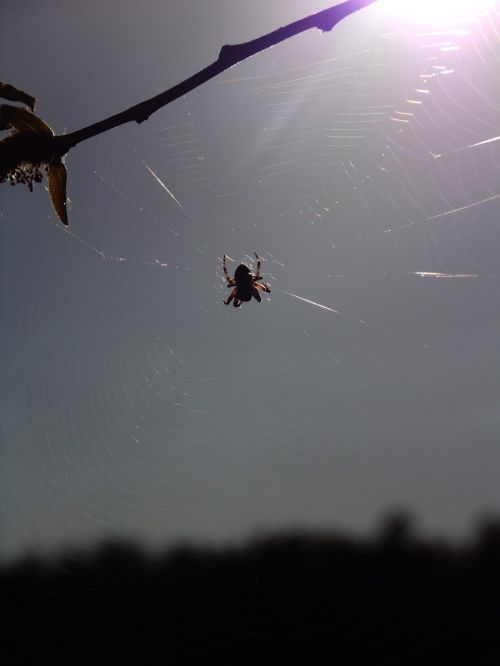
[2, 1, 500, 562]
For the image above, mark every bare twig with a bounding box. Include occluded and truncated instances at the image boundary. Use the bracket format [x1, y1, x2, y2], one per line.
[55, 0, 378, 156]
[1, 0, 379, 224]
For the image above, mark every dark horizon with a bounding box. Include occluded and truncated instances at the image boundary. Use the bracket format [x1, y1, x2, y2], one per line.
[3, 511, 500, 664]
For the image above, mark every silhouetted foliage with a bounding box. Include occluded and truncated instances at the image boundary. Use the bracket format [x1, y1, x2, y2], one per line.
[3, 515, 500, 664]
[0, 104, 68, 224]
[0, 82, 35, 112]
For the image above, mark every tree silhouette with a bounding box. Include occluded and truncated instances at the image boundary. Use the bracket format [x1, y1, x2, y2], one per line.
[3, 515, 500, 664]
[0, 0, 379, 224]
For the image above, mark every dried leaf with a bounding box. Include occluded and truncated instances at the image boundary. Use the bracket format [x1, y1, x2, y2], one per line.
[0, 105, 53, 135]
[0, 82, 36, 111]
[48, 161, 68, 225]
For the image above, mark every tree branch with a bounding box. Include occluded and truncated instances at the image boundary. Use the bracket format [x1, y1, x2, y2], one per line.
[56, 0, 378, 156]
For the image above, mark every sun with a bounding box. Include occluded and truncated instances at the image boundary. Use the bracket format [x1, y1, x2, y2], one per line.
[378, 0, 495, 22]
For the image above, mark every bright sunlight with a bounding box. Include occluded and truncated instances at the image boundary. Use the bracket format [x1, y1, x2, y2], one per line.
[379, 0, 495, 22]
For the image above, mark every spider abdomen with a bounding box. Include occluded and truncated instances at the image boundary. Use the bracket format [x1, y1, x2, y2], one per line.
[234, 264, 252, 282]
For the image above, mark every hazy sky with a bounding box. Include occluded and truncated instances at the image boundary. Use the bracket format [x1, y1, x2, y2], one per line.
[1, 0, 500, 561]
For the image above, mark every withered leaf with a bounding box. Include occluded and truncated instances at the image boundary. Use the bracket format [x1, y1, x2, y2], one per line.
[48, 161, 68, 225]
[0, 105, 53, 135]
[0, 82, 36, 111]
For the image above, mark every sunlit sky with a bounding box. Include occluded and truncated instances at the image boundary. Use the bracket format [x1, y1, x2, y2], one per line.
[380, 0, 495, 21]
[1, 0, 500, 562]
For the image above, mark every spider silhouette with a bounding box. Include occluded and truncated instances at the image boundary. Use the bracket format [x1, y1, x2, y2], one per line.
[223, 253, 271, 307]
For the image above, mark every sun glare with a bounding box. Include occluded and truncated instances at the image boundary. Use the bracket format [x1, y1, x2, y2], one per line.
[379, 0, 495, 22]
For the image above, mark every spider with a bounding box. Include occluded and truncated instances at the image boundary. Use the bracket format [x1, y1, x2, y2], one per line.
[223, 253, 271, 307]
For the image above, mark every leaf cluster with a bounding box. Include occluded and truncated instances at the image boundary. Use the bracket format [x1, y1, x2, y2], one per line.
[0, 85, 68, 225]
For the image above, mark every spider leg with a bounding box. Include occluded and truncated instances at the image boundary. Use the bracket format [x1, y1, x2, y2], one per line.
[253, 252, 261, 279]
[255, 281, 271, 294]
[224, 287, 237, 305]
[233, 298, 242, 308]
[222, 255, 232, 284]
[252, 286, 262, 302]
